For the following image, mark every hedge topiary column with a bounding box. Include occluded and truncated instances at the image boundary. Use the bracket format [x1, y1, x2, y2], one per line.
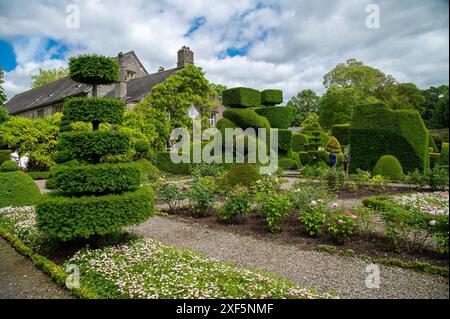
[36, 54, 155, 241]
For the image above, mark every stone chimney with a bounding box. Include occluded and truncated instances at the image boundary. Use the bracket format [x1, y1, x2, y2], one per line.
[158, 66, 165, 72]
[114, 52, 127, 99]
[177, 46, 194, 68]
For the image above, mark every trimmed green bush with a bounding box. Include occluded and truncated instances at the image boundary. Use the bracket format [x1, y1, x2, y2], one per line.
[221, 163, 261, 189]
[216, 118, 237, 130]
[278, 157, 298, 170]
[64, 97, 125, 125]
[429, 152, 441, 169]
[69, 55, 119, 85]
[291, 151, 302, 168]
[56, 130, 131, 163]
[155, 151, 192, 175]
[326, 136, 342, 154]
[223, 108, 271, 132]
[253, 106, 296, 129]
[278, 129, 292, 153]
[331, 124, 351, 146]
[51, 163, 141, 195]
[27, 171, 51, 180]
[0, 150, 11, 163]
[0, 172, 42, 207]
[373, 155, 404, 180]
[349, 104, 429, 173]
[135, 159, 160, 182]
[261, 89, 283, 106]
[439, 142, 448, 166]
[222, 87, 261, 108]
[36, 186, 154, 241]
[292, 133, 309, 152]
[0, 160, 19, 172]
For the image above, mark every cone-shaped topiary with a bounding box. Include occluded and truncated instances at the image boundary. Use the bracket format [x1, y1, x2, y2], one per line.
[36, 54, 154, 241]
[326, 136, 342, 154]
[373, 155, 404, 180]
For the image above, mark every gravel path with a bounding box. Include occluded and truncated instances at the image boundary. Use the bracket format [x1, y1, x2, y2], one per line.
[0, 239, 72, 299]
[130, 216, 449, 299]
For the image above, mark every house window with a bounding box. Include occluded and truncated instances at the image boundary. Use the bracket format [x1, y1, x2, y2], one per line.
[126, 70, 136, 80]
[208, 113, 216, 127]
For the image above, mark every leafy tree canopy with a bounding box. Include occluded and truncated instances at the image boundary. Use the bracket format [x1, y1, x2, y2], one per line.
[287, 89, 320, 126]
[31, 67, 69, 88]
[391, 82, 426, 114]
[422, 85, 449, 129]
[209, 83, 228, 103]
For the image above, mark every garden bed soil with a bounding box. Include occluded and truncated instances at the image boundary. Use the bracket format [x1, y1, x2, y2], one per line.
[162, 207, 449, 268]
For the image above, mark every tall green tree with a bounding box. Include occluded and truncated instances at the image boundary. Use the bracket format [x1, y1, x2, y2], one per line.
[287, 89, 320, 126]
[209, 83, 228, 103]
[391, 83, 426, 114]
[422, 85, 449, 129]
[31, 67, 69, 88]
[323, 58, 397, 105]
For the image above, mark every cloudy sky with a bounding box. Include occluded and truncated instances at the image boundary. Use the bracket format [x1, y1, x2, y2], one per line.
[0, 0, 448, 102]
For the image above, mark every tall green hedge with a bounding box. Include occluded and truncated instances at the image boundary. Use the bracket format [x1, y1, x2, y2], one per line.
[64, 97, 125, 125]
[331, 124, 351, 146]
[349, 104, 429, 173]
[222, 87, 261, 108]
[278, 129, 292, 154]
[253, 106, 296, 129]
[0, 172, 42, 208]
[291, 133, 309, 152]
[261, 89, 283, 106]
[439, 142, 449, 166]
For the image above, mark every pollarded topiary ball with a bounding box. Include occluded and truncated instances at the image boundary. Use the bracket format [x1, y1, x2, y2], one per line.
[64, 97, 125, 125]
[69, 54, 119, 85]
[0, 171, 42, 207]
[221, 163, 261, 189]
[326, 136, 342, 154]
[261, 89, 283, 106]
[373, 155, 404, 180]
[223, 87, 261, 108]
[0, 160, 20, 172]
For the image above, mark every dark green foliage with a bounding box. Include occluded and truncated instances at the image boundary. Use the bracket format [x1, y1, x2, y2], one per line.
[429, 135, 439, 153]
[278, 157, 298, 170]
[63, 97, 124, 125]
[36, 186, 154, 241]
[135, 159, 160, 182]
[429, 152, 441, 169]
[69, 55, 119, 85]
[27, 171, 51, 180]
[221, 163, 261, 189]
[155, 151, 192, 175]
[278, 129, 292, 153]
[331, 124, 351, 146]
[134, 139, 150, 159]
[0, 160, 19, 172]
[349, 104, 429, 173]
[373, 155, 404, 180]
[291, 151, 302, 168]
[439, 143, 449, 166]
[253, 106, 296, 129]
[291, 133, 308, 152]
[51, 163, 141, 195]
[222, 87, 261, 108]
[223, 108, 270, 131]
[0, 172, 42, 207]
[261, 89, 283, 106]
[56, 131, 131, 163]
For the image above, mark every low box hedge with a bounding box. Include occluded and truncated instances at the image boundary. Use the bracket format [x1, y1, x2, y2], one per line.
[223, 87, 261, 108]
[64, 97, 125, 125]
[0, 150, 11, 163]
[155, 151, 193, 175]
[51, 163, 141, 195]
[36, 186, 155, 241]
[56, 130, 131, 163]
[261, 89, 283, 106]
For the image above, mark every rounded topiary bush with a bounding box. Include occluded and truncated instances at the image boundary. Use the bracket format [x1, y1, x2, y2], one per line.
[135, 159, 160, 182]
[326, 136, 342, 154]
[278, 157, 298, 170]
[373, 155, 404, 180]
[69, 55, 119, 86]
[0, 171, 42, 207]
[0, 160, 20, 172]
[221, 163, 261, 189]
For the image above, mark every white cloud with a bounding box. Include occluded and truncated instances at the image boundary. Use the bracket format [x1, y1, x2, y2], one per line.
[0, 0, 448, 102]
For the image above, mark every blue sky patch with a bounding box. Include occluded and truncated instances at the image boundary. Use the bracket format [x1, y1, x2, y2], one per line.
[184, 16, 206, 37]
[0, 39, 17, 72]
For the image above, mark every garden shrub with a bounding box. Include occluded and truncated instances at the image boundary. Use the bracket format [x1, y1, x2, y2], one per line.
[325, 168, 346, 192]
[291, 133, 308, 152]
[278, 157, 298, 170]
[287, 184, 333, 211]
[222, 87, 261, 108]
[51, 163, 141, 195]
[439, 142, 448, 166]
[223, 108, 271, 132]
[0, 150, 11, 163]
[69, 54, 119, 86]
[260, 89, 283, 106]
[0, 160, 19, 172]
[253, 106, 296, 129]
[220, 163, 261, 189]
[260, 193, 292, 233]
[56, 130, 131, 163]
[27, 171, 51, 180]
[63, 97, 125, 126]
[349, 104, 429, 173]
[299, 201, 328, 237]
[327, 211, 358, 244]
[154, 180, 188, 211]
[331, 124, 351, 146]
[135, 159, 160, 182]
[134, 139, 150, 159]
[291, 151, 302, 168]
[191, 162, 228, 178]
[429, 152, 441, 169]
[277, 129, 292, 153]
[373, 155, 404, 181]
[218, 187, 252, 223]
[36, 186, 154, 241]
[187, 180, 215, 218]
[0, 171, 42, 208]
[428, 167, 449, 191]
[155, 151, 192, 175]
[325, 136, 342, 154]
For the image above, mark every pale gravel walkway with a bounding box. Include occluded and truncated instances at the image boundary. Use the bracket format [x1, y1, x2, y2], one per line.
[130, 216, 449, 299]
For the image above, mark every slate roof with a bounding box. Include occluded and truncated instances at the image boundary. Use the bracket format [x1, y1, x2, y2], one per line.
[104, 67, 182, 102]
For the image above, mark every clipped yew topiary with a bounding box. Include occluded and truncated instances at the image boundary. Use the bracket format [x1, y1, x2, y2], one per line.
[253, 106, 296, 129]
[261, 89, 283, 106]
[36, 54, 154, 241]
[373, 155, 404, 180]
[326, 136, 342, 154]
[222, 87, 261, 108]
[0, 171, 42, 207]
[0, 160, 19, 172]
[221, 163, 261, 189]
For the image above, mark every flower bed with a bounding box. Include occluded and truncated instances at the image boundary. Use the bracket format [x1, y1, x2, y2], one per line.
[0, 206, 333, 299]
[389, 192, 449, 216]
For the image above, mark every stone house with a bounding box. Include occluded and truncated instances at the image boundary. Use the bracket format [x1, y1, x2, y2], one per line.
[5, 47, 225, 127]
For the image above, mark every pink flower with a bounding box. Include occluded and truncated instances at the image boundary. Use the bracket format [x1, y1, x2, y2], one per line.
[430, 220, 437, 226]
[331, 203, 338, 209]
[351, 215, 357, 219]
[317, 199, 324, 204]
[337, 219, 344, 224]
[310, 200, 318, 206]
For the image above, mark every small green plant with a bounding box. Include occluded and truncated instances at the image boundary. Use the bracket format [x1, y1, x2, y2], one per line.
[155, 180, 188, 211]
[404, 169, 428, 188]
[325, 168, 346, 193]
[218, 187, 252, 223]
[187, 179, 215, 217]
[299, 210, 327, 237]
[0, 160, 19, 172]
[287, 184, 333, 211]
[327, 211, 358, 244]
[316, 244, 337, 254]
[261, 193, 292, 233]
[428, 167, 449, 191]
[353, 206, 377, 237]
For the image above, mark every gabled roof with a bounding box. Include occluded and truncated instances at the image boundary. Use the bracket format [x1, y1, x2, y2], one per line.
[5, 77, 90, 115]
[104, 67, 182, 102]
[121, 50, 149, 75]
